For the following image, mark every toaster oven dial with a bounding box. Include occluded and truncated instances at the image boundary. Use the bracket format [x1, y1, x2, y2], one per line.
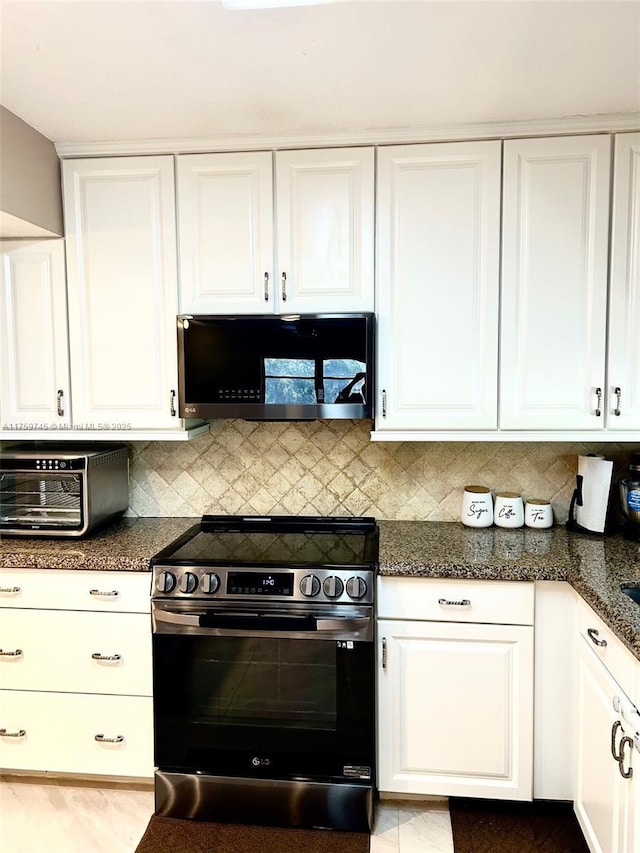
[300, 574, 321, 597]
[156, 571, 176, 594]
[323, 576, 344, 599]
[346, 576, 367, 600]
[201, 572, 220, 595]
[179, 572, 198, 594]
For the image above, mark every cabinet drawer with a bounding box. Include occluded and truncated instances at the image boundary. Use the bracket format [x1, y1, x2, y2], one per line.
[0, 690, 153, 778]
[0, 569, 151, 613]
[377, 577, 534, 625]
[576, 596, 637, 696]
[0, 609, 151, 695]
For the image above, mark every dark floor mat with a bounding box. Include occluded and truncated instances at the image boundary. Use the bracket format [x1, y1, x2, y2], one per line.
[449, 798, 590, 853]
[134, 815, 370, 853]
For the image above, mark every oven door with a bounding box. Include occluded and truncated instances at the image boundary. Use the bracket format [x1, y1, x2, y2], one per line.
[151, 600, 375, 785]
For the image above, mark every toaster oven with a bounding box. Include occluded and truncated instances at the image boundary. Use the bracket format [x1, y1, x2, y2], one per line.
[0, 445, 129, 538]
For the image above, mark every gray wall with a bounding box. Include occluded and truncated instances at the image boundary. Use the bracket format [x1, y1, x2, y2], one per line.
[0, 106, 63, 236]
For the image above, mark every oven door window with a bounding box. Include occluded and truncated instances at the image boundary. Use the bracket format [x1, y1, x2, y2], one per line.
[0, 472, 83, 529]
[153, 635, 374, 781]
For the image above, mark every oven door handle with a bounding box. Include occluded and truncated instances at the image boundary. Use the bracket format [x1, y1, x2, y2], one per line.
[153, 609, 370, 634]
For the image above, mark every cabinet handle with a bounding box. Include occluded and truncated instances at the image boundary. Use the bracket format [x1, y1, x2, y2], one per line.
[587, 627, 607, 647]
[0, 586, 20, 595]
[91, 652, 121, 662]
[89, 589, 119, 598]
[170, 389, 177, 417]
[611, 720, 624, 761]
[594, 387, 602, 417]
[0, 649, 23, 659]
[438, 598, 471, 607]
[281, 272, 287, 301]
[382, 389, 387, 418]
[381, 637, 387, 670]
[0, 728, 26, 739]
[94, 734, 124, 744]
[56, 389, 64, 417]
[264, 272, 269, 301]
[618, 736, 634, 779]
[614, 387, 621, 417]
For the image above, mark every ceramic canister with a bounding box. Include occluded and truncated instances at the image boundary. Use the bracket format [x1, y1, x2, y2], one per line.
[460, 485, 494, 528]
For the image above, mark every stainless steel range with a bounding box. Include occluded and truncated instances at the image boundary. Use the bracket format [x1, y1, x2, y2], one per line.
[150, 515, 378, 832]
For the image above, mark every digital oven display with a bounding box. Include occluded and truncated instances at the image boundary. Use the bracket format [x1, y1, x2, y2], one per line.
[227, 572, 294, 596]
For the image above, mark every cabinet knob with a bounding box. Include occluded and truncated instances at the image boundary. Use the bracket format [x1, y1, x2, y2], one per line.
[91, 652, 121, 662]
[94, 734, 124, 744]
[594, 387, 602, 417]
[382, 389, 387, 418]
[587, 627, 607, 647]
[56, 389, 64, 417]
[614, 386, 621, 417]
[264, 272, 269, 302]
[281, 272, 287, 301]
[0, 728, 26, 739]
[170, 389, 177, 417]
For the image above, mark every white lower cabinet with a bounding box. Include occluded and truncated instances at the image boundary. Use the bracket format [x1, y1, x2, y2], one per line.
[377, 577, 534, 800]
[0, 569, 153, 779]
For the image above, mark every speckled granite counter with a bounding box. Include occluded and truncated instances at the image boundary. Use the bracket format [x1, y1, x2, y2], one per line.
[379, 520, 640, 661]
[0, 517, 195, 572]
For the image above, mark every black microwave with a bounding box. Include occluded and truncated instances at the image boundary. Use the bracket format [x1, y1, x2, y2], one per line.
[177, 313, 375, 421]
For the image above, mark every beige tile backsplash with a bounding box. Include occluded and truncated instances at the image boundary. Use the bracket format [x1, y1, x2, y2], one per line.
[127, 420, 640, 524]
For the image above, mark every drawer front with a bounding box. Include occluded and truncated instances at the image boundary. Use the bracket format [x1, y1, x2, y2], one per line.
[0, 609, 151, 695]
[0, 690, 153, 778]
[0, 569, 151, 612]
[577, 596, 637, 695]
[377, 577, 535, 625]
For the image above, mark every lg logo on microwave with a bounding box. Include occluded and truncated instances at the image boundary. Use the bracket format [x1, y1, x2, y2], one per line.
[185, 407, 197, 414]
[251, 756, 270, 767]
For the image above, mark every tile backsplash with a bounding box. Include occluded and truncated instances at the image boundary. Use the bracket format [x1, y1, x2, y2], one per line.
[128, 420, 640, 524]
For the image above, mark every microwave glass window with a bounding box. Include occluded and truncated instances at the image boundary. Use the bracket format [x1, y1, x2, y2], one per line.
[323, 359, 367, 404]
[264, 358, 316, 404]
[0, 472, 82, 528]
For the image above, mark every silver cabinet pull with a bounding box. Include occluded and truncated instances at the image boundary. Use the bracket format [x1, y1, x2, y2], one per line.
[89, 589, 119, 598]
[94, 734, 124, 744]
[614, 386, 621, 417]
[595, 386, 602, 417]
[91, 652, 121, 662]
[612, 719, 624, 761]
[264, 272, 269, 301]
[0, 586, 20, 595]
[170, 389, 177, 417]
[618, 736, 634, 779]
[281, 272, 287, 301]
[381, 637, 387, 670]
[587, 627, 607, 647]
[382, 390, 387, 418]
[438, 598, 471, 607]
[0, 649, 23, 659]
[0, 728, 26, 738]
[56, 389, 64, 417]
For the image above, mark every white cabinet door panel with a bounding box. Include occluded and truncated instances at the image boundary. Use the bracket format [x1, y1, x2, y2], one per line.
[275, 147, 374, 312]
[177, 152, 274, 313]
[376, 141, 501, 430]
[0, 240, 70, 428]
[501, 135, 610, 430]
[0, 569, 151, 613]
[608, 132, 640, 431]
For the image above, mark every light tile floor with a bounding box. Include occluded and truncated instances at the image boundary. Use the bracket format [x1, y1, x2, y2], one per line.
[0, 776, 455, 852]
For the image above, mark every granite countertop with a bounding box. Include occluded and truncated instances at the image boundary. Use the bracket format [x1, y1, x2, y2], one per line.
[1, 516, 639, 661]
[379, 520, 640, 661]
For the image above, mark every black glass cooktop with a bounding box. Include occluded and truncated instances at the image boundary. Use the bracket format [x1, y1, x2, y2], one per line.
[152, 515, 378, 568]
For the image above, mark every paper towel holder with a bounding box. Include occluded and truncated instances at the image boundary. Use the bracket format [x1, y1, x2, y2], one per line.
[566, 456, 614, 536]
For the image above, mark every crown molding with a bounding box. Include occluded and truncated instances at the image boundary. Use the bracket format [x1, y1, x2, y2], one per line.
[55, 113, 640, 158]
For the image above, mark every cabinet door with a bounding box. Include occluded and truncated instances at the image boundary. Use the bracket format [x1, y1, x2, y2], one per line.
[0, 240, 70, 429]
[177, 152, 274, 313]
[63, 156, 180, 429]
[607, 132, 640, 430]
[275, 147, 374, 312]
[376, 141, 501, 430]
[501, 135, 610, 430]
[377, 619, 533, 799]
[575, 636, 635, 853]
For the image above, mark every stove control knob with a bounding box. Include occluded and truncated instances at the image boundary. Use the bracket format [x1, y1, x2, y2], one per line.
[346, 576, 367, 600]
[202, 572, 220, 595]
[179, 572, 198, 594]
[300, 574, 321, 597]
[156, 571, 176, 594]
[323, 576, 344, 599]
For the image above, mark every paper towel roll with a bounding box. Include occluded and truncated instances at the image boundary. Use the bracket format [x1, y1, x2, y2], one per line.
[575, 455, 613, 534]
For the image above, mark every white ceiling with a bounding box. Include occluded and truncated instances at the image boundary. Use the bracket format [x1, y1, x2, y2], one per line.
[1, 0, 639, 147]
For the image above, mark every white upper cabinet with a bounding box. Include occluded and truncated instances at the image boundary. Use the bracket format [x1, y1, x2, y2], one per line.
[177, 152, 274, 314]
[607, 132, 640, 431]
[375, 140, 501, 432]
[500, 135, 611, 430]
[63, 156, 182, 430]
[177, 147, 374, 314]
[0, 240, 70, 429]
